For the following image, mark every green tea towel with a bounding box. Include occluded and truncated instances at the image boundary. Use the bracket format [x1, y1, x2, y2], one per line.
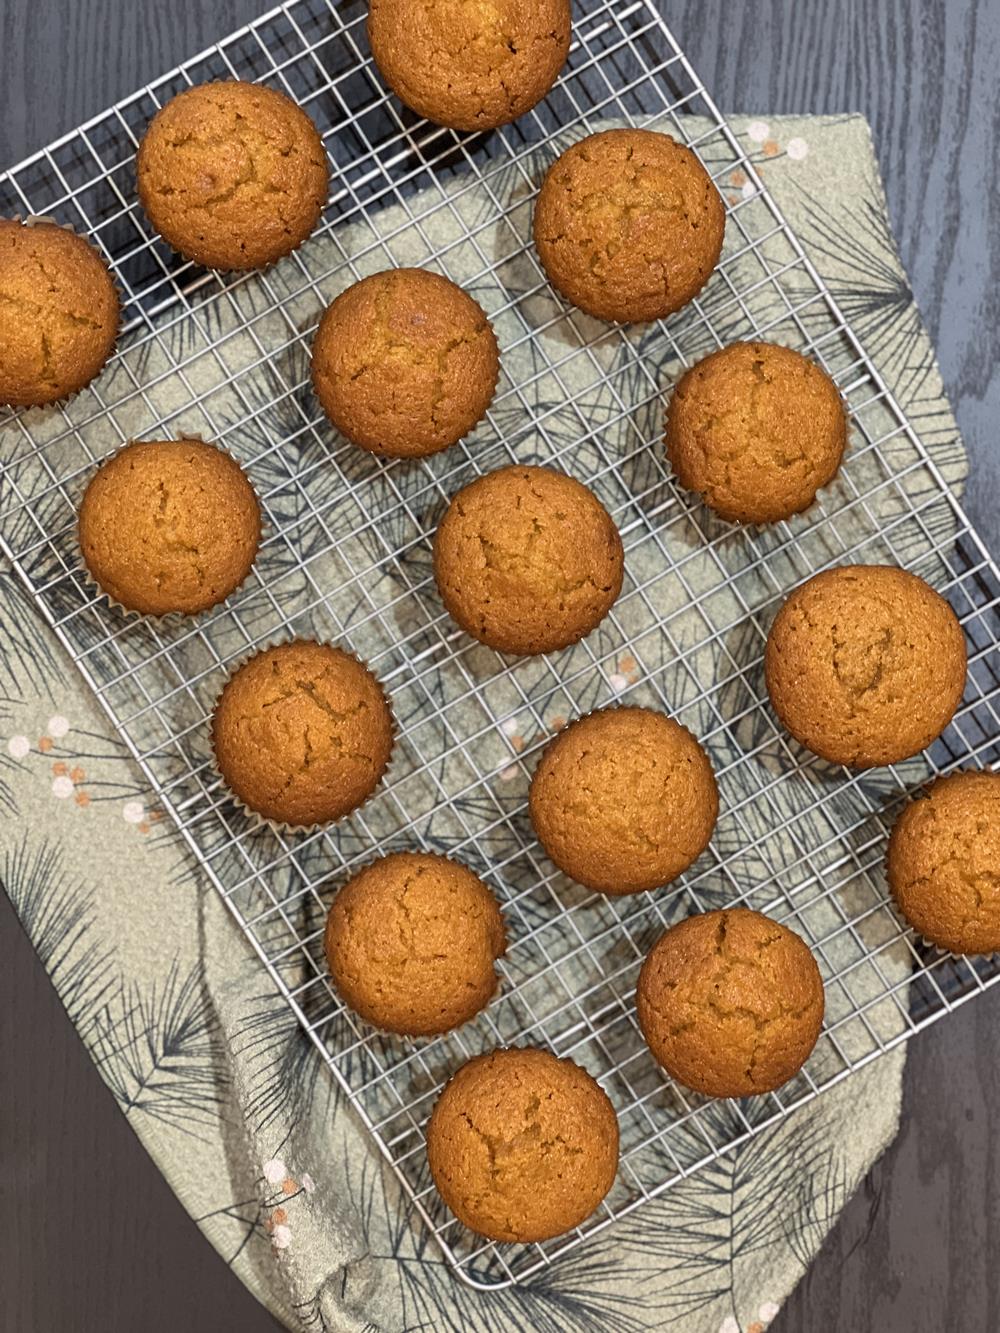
[0, 114, 965, 1333]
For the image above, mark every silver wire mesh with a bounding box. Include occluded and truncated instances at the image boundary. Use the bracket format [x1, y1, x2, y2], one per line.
[1, 0, 999, 1291]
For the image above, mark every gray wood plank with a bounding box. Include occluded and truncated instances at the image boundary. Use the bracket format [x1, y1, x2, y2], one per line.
[1, 2, 997, 1329]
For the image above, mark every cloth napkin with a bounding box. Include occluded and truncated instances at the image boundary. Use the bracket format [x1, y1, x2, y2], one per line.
[0, 114, 966, 1333]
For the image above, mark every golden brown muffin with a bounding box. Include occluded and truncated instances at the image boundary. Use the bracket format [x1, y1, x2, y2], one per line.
[887, 770, 1000, 954]
[324, 852, 506, 1035]
[367, 0, 571, 133]
[78, 439, 261, 616]
[0, 218, 119, 408]
[637, 908, 825, 1098]
[433, 464, 624, 655]
[765, 565, 967, 768]
[666, 341, 848, 524]
[211, 641, 394, 827]
[529, 706, 718, 894]
[534, 128, 725, 324]
[311, 269, 499, 459]
[137, 81, 329, 270]
[426, 1047, 618, 1242]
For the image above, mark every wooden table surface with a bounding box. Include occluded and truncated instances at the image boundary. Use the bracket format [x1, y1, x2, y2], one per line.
[2, 2, 998, 1329]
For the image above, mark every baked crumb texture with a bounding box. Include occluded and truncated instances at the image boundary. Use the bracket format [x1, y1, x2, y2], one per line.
[666, 341, 848, 524]
[433, 464, 625, 654]
[137, 80, 330, 271]
[529, 705, 719, 894]
[368, 0, 571, 132]
[888, 770, 1000, 955]
[426, 1047, 619, 1242]
[311, 268, 500, 458]
[765, 565, 967, 768]
[211, 641, 395, 827]
[0, 218, 119, 408]
[78, 439, 262, 616]
[637, 907, 825, 1098]
[324, 851, 507, 1036]
[534, 127, 726, 324]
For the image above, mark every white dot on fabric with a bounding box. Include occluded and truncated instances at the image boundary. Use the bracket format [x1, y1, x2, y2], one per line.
[786, 137, 809, 160]
[52, 776, 74, 799]
[123, 800, 145, 825]
[741, 180, 756, 200]
[7, 736, 30, 759]
[718, 1318, 741, 1333]
[47, 715, 70, 738]
[501, 717, 520, 737]
[271, 1224, 292, 1250]
[263, 1158, 287, 1186]
[609, 673, 629, 693]
[499, 765, 519, 783]
[759, 1302, 780, 1323]
[747, 120, 770, 143]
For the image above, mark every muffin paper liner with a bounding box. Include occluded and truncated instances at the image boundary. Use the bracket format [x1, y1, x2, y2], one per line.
[207, 636, 399, 836]
[3, 213, 124, 412]
[75, 433, 267, 626]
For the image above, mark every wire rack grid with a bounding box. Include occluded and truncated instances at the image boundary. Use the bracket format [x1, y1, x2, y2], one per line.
[1, 0, 999, 1292]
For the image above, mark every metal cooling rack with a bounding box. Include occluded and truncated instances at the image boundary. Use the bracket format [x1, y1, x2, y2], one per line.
[2, 0, 999, 1292]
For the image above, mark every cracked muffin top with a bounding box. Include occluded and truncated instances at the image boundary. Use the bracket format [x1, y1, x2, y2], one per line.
[367, 0, 571, 132]
[888, 770, 1000, 955]
[0, 218, 120, 408]
[78, 439, 261, 616]
[765, 565, 967, 769]
[426, 1046, 619, 1242]
[666, 341, 848, 524]
[529, 706, 718, 895]
[534, 127, 726, 324]
[211, 640, 395, 828]
[324, 851, 506, 1036]
[637, 908, 825, 1099]
[311, 268, 499, 459]
[433, 464, 624, 654]
[137, 80, 329, 271]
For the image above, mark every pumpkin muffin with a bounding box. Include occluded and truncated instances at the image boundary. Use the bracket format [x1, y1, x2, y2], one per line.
[426, 1047, 619, 1242]
[765, 565, 967, 768]
[324, 851, 507, 1036]
[211, 641, 394, 827]
[311, 268, 499, 459]
[529, 706, 718, 894]
[534, 128, 725, 324]
[666, 342, 848, 523]
[368, 0, 571, 133]
[888, 769, 1000, 954]
[637, 908, 825, 1098]
[137, 81, 329, 270]
[0, 218, 119, 408]
[78, 439, 261, 616]
[433, 464, 624, 654]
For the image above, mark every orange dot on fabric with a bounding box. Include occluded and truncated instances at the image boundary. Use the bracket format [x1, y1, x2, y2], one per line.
[282, 1178, 297, 1196]
[551, 715, 567, 731]
[75, 792, 91, 808]
[511, 735, 525, 753]
[272, 1207, 288, 1225]
[149, 809, 164, 822]
[619, 655, 637, 674]
[39, 736, 53, 752]
[763, 140, 779, 156]
[748, 1324, 765, 1333]
[53, 761, 68, 776]
[730, 169, 747, 187]
[139, 822, 150, 835]
[70, 766, 85, 783]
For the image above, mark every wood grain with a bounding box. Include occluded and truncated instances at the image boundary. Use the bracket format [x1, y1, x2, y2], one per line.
[1, 2, 997, 1330]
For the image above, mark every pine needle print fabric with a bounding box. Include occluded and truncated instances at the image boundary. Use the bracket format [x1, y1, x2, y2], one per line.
[0, 116, 967, 1333]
